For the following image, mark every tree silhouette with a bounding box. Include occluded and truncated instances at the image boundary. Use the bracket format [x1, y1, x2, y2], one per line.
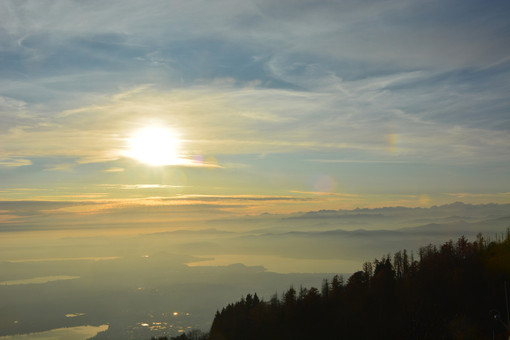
[209, 231, 510, 340]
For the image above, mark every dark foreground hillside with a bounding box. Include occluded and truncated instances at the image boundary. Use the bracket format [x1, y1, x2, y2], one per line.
[207, 231, 510, 340]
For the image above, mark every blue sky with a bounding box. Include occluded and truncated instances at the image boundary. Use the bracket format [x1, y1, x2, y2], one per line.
[1, 0, 510, 217]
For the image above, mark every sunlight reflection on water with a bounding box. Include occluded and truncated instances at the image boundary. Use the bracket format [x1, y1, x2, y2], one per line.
[0, 325, 108, 340]
[0, 275, 80, 286]
[6, 257, 120, 263]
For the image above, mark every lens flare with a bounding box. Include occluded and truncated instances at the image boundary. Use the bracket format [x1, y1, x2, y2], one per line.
[313, 174, 337, 193]
[386, 133, 398, 154]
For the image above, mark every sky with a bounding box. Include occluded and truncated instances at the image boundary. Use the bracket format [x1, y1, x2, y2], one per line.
[1, 0, 510, 224]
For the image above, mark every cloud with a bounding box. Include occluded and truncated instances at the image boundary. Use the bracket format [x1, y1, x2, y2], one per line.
[172, 194, 307, 201]
[255, 0, 510, 70]
[0, 157, 32, 167]
[306, 159, 413, 164]
[290, 191, 359, 198]
[117, 184, 185, 190]
[0, 1, 508, 163]
[43, 163, 75, 172]
[445, 192, 510, 199]
[0, 0, 509, 206]
[3, 1, 509, 79]
[0, 194, 313, 229]
[3, 81, 505, 167]
[102, 167, 124, 173]
[2, 1, 509, 96]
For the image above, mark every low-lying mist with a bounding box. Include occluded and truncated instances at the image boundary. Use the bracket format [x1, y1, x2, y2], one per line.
[1, 202, 509, 339]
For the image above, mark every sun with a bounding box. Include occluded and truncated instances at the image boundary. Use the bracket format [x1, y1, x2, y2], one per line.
[126, 126, 182, 166]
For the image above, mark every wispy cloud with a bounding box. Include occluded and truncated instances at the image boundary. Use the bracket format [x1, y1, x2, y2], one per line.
[445, 192, 510, 199]
[112, 184, 186, 190]
[290, 191, 360, 198]
[102, 167, 124, 173]
[172, 194, 308, 202]
[0, 157, 32, 167]
[43, 163, 75, 172]
[0, 194, 314, 227]
[0, 0, 509, 207]
[3, 82, 506, 168]
[306, 159, 413, 164]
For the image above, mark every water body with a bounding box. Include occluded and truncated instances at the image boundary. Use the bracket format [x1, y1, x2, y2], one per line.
[0, 275, 80, 286]
[0, 325, 108, 340]
[6, 257, 120, 263]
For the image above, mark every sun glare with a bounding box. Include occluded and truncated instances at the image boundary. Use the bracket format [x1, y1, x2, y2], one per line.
[126, 126, 182, 166]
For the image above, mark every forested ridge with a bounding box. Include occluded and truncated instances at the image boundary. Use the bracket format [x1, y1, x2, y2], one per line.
[206, 232, 510, 340]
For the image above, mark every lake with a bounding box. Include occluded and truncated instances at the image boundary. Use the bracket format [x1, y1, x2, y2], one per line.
[0, 325, 108, 340]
